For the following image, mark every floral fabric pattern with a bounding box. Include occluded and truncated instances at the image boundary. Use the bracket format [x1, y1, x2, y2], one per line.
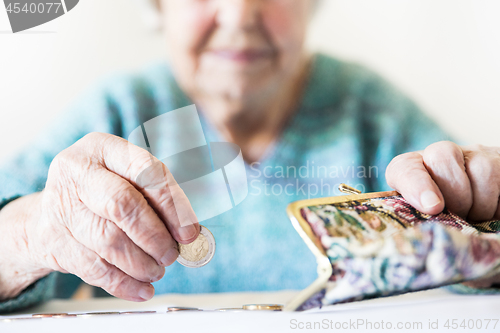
[297, 196, 500, 311]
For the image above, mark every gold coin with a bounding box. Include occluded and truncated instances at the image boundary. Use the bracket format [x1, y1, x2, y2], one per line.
[179, 234, 209, 262]
[176, 225, 215, 268]
[242, 304, 284, 311]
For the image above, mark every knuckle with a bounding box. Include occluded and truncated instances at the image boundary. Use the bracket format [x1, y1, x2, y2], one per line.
[82, 132, 108, 144]
[155, 162, 173, 186]
[392, 152, 420, 165]
[137, 232, 165, 256]
[104, 274, 129, 297]
[46, 151, 81, 193]
[96, 223, 162, 282]
[153, 267, 166, 282]
[495, 157, 500, 185]
[429, 140, 458, 151]
[84, 257, 110, 284]
[134, 256, 164, 282]
[104, 185, 143, 223]
[423, 141, 461, 166]
[129, 154, 155, 182]
[386, 152, 420, 182]
[129, 157, 169, 190]
[134, 258, 160, 282]
[155, 188, 176, 212]
[50, 149, 77, 173]
[386, 153, 404, 172]
[80, 133, 125, 161]
[467, 143, 486, 152]
[49, 143, 99, 184]
[466, 153, 493, 177]
[80, 133, 110, 161]
[135, 150, 154, 169]
[100, 223, 124, 251]
[133, 256, 163, 282]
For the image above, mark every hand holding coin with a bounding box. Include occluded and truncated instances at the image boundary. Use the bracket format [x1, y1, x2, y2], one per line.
[177, 226, 216, 268]
[0, 134, 200, 303]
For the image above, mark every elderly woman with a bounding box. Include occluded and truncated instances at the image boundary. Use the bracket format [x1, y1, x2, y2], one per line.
[0, 0, 499, 311]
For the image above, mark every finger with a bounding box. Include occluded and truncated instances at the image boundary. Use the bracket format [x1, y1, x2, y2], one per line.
[75, 166, 179, 267]
[495, 196, 500, 220]
[136, 161, 200, 244]
[68, 208, 165, 283]
[462, 145, 500, 222]
[46, 229, 154, 302]
[386, 151, 445, 215]
[421, 141, 473, 218]
[92, 133, 200, 244]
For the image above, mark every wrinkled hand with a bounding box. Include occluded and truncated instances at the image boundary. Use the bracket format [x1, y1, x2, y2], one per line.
[386, 141, 500, 288]
[29, 133, 199, 301]
[386, 141, 500, 222]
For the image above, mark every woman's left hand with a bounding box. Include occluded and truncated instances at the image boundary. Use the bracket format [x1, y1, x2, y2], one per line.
[386, 141, 500, 222]
[386, 141, 500, 289]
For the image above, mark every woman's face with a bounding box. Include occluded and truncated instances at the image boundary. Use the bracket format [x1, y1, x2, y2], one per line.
[159, 0, 314, 104]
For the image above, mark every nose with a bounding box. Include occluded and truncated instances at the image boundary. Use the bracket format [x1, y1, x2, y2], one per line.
[216, 0, 262, 31]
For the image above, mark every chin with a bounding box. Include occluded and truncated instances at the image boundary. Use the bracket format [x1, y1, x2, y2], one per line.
[199, 73, 279, 102]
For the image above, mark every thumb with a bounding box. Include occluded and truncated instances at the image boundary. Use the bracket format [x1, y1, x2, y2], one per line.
[386, 152, 445, 215]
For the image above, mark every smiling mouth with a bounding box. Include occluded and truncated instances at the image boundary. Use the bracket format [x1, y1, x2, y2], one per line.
[208, 49, 275, 63]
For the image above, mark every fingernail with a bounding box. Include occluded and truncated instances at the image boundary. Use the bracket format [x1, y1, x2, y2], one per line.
[179, 224, 197, 241]
[160, 247, 179, 266]
[138, 285, 154, 301]
[420, 190, 441, 209]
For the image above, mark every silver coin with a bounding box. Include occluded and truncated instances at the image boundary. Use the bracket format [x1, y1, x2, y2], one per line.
[3, 317, 41, 322]
[76, 312, 120, 317]
[120, 311, 156, 315]
[167, 307, 201, 312]
[176, 225, 215, 268]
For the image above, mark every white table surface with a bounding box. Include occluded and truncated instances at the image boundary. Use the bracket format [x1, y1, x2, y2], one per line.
[1, 288, 499, 333]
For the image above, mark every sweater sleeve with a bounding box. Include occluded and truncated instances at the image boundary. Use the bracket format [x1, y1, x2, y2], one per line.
[0, 272, 57, 314]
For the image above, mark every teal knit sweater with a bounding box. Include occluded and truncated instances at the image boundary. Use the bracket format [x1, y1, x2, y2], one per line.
[0, 54, 455, 313]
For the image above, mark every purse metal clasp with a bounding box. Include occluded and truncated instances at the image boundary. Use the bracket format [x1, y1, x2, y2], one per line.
[338, 183, 362, 195]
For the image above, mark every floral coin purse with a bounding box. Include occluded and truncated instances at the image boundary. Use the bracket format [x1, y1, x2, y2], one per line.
[285, 184, 500, 311]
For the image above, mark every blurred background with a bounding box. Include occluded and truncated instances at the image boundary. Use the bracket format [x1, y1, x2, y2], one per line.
[1, 0, 499, 161]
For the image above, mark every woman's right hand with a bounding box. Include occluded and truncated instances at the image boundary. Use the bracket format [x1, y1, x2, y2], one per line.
[0, 133, 199, 302]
